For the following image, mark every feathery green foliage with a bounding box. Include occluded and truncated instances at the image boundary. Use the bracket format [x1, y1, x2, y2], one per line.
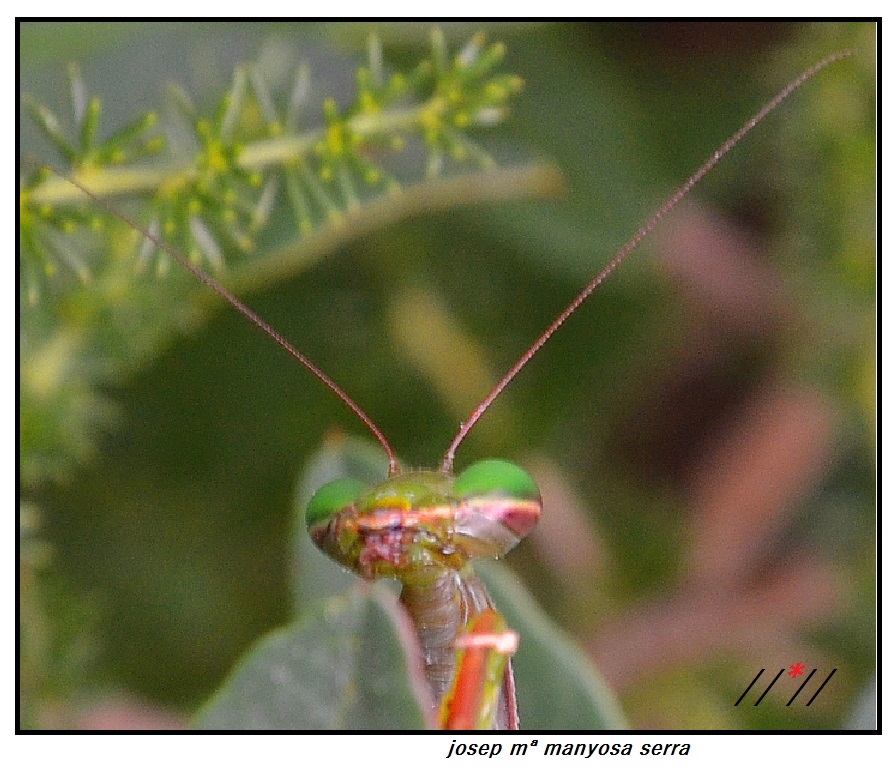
[20, 30, 532, 486]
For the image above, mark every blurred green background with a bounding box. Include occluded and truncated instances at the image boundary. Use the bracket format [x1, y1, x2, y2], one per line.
[20, 21, 875, 729]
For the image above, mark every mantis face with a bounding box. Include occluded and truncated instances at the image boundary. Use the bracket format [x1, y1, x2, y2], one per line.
[306, 459, 541, 580]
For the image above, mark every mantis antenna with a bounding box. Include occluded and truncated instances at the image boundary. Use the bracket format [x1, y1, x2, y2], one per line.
[440, 50, 853, 474]
[31, 162, 402, 477]
[30, 50, 851, 479]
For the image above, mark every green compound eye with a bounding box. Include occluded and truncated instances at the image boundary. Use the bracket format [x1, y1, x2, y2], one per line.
[454, 459, 540, 502]
[306, 478, 367, 529]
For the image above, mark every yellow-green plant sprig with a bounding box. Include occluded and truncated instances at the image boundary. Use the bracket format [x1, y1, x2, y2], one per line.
[22, 31, 524, 288]
[19, 31, 533, 487]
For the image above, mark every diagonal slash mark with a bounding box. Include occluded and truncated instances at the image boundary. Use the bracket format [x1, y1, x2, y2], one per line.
[787, 669, 817, 705]
[806, 669, 837, 706]
[754, 669, 785, 706]
[735, 669, 765, 706]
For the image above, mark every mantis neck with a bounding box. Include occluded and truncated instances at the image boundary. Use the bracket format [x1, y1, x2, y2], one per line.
[399, 565, 511, 727]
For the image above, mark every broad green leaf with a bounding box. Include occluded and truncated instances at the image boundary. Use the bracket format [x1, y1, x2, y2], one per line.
[195, 583, 434, 730]
[477, 561, 628, 730]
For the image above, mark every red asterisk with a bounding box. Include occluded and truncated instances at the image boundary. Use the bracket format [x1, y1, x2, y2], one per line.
[788, 662, 807, 678]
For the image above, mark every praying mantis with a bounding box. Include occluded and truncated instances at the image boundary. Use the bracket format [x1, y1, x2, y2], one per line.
[21, 25, 871, 730]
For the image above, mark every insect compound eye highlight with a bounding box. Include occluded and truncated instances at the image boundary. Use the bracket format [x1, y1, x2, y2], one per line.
[454, 459, 541, 504]
[305, 477, 367, 529]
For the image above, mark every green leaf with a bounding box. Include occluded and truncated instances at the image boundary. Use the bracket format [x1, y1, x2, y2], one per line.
[477, 561, 628, 729]
[195, 582, 434, 730]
